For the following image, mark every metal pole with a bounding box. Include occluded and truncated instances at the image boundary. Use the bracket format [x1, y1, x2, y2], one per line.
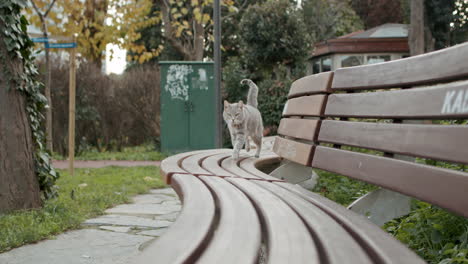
[214, 0, 222, 147]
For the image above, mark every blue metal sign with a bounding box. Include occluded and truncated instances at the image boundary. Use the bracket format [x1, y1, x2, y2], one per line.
[31, 37, 49, 43]
[45, 42, 77, 49]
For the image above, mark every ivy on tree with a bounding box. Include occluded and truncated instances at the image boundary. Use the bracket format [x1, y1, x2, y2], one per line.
[0, 0, 59, 199]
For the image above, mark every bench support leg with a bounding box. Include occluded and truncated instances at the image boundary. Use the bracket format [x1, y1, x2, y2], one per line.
[269, 161, 318, 188]
[347, 188, 412, 226]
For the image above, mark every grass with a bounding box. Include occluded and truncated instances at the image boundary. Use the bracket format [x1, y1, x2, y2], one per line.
[53, 144, 168, 161]
[0, 166, 166, 253]
[312, 168, 468, 263]
[312, 169, 378, 207]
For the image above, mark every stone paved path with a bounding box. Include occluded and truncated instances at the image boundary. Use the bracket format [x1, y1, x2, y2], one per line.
[0, 188, 180, 264]
[0, 137, 280, 264]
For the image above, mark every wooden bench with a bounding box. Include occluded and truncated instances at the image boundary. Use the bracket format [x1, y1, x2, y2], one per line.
[132, 43, 468, 263]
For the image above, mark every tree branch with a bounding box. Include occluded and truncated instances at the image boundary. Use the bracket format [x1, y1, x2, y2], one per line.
[44, 0, 58, 18]
[155, 0, 191, 59]
[29, 0, 44, 20]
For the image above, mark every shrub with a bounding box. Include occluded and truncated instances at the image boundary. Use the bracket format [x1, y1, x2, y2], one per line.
[257, 78, 290, 135]
[384, 201, 468, 264]
[42, 59, 160, 155]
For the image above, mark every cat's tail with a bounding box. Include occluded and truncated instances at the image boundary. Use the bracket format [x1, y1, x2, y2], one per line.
[241, 79, 258, 108]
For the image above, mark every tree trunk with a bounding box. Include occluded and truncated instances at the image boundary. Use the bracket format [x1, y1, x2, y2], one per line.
[156, 0, 205, 61]
[409, 0, 425, 55]
[0, 37, 42, 212]
[84, 0, 107, 68]
[193, 20, 205, 61]
[42, 21, 53, 152]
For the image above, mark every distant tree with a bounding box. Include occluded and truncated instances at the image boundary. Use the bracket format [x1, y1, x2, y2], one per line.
[151, 0, 237, 61]
[126, 4, 184, 68]
[30, 0, 57, 152]
[425, 0, 467, 50]
[26, 0, 161, 65]
[450, 0, 468, 45]
[217, 0, 266, 61]
[239, 0, 310, 76]
[302, 0, 363, 43]
[351, 0, 404, 29]
[408, 0, 467, 55]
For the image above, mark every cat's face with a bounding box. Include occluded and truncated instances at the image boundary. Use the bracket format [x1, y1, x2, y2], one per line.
[223, 100, 245, 127]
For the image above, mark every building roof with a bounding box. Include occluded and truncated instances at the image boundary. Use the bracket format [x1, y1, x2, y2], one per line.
[348, 23, 408, 38]
[312, 24, 410, 58]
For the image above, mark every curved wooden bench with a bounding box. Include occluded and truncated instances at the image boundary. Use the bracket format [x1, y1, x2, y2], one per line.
[134, 151, 424, 263]
[133, 43, 468, 263]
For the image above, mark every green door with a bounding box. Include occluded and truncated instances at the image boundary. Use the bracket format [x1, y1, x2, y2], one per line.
[188, 64, 215, 150]
[160, 62, 216, 153]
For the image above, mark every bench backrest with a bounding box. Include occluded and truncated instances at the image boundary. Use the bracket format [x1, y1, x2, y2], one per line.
[273, 42, 468, 218]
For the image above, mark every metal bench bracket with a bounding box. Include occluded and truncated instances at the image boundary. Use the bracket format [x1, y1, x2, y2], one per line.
[347, 188, 411, 226]
[269, 160, 318, 188]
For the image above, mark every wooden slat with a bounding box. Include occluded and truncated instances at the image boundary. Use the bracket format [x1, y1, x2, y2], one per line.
[160, 150, 209, 183]
[133, 174, 215, 264]
[160, 149, 230, 183]
[181, 152, 219, 175]
[325, 80, 468, 119]
[227, 178, 319, 264]
[283, 95, 327, 117]
[288, 72, 333, 98]
[332, 42, 468, 90]
[272, 136, 314, 166]
[275, 182, 425, 263]
[222, 156, 279, 183]
[255, 181, 373, 264]
[319, 120, 468, 164]
[278, 118, 320, 141]
[201, 153, 238, 177]
[312, 146, 468, 218]
[220, 156, 270, 180]
[197, 176, 261, 264]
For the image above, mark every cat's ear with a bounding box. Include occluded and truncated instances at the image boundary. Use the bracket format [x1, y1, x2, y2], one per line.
[238, 100, 244, 108]
[224, 100, 229, 108]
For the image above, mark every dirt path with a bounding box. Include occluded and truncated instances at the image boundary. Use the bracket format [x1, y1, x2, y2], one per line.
[52, 160, 161, 169]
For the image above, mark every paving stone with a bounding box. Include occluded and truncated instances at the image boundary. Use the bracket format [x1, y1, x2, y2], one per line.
[0, 229, 152, 264]
[154, 212, 180, 222]
[84, 215, 173, 229]
[131, 194, 171, 204]
[161, 199, 181, 206]
[137, 228, 169, 237]
[99, 226, 132, 233]
[149, 188, 177, 196]
[0, 188, 182, 264]
[105, 203, 181, 216]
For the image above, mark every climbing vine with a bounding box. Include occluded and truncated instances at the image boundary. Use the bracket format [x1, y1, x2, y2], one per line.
[0, 0, 59, 199]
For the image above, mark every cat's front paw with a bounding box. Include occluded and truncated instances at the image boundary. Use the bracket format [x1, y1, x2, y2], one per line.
[232, 152, 239, 160]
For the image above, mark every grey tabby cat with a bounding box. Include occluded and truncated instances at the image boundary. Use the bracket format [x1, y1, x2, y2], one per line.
[223, 79, 264, 160]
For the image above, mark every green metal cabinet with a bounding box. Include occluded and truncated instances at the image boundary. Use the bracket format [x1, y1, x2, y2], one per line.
[160, 62, 216, 153]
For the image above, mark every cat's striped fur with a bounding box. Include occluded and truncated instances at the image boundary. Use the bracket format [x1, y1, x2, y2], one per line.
[223, 79, 263, 160]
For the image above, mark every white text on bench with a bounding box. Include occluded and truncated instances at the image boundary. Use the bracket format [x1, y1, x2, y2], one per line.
[441, 89, 468, 114]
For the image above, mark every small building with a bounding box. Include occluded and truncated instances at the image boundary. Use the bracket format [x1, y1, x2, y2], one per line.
[308, 24, 410, 75]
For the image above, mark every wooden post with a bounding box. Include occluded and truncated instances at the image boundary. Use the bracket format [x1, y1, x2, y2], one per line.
[68, 35, 77, 176]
